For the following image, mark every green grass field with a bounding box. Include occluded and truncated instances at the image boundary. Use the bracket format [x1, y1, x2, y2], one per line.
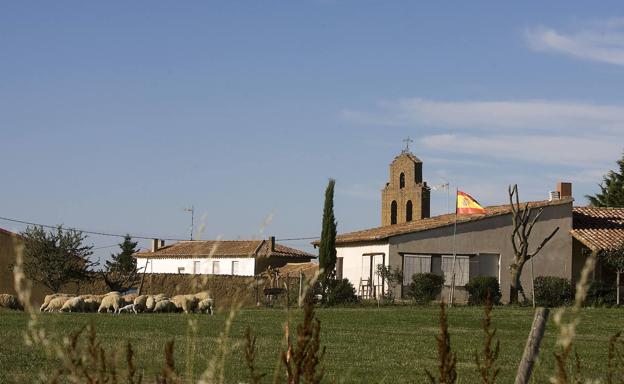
[0, 306, 622, 383]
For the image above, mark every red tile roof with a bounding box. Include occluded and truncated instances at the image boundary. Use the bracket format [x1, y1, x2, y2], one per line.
[0, 227, 23, 239]
[135, 239, 316, 260]
[571, 207, 624, 252]
[277, 262, 319, 278]
[318, 198, 573, 246]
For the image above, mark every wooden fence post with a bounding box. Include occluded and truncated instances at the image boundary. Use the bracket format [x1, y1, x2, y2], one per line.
[515, 307, 550, 384]
[255, 276, 260, 306]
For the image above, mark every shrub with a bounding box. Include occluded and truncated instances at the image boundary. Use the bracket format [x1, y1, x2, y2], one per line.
[585, 280, 616, 307]
[534, 276, 573, 307]
[407, 273, 444, 304]
[325, 278, 357, 305]
[465, 276, 502, 305]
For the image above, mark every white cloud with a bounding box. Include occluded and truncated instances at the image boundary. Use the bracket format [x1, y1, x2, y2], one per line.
[525, 19, 624, 66]
[336, 184, 380, 201]
[420, 133, 620, 167]
[341, 98, 624, 133]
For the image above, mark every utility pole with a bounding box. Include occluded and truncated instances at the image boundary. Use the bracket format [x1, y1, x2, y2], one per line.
[184, 205, 194, 240]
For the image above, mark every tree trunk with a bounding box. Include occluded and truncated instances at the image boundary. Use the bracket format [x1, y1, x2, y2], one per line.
[509, 262, 525, 304]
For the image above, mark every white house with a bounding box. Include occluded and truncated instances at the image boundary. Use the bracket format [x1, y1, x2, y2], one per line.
[135, 237, 316, 276]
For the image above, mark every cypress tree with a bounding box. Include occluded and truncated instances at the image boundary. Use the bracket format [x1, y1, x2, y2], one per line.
[102, 234, 140, 292]
[319, 179, 337, 284]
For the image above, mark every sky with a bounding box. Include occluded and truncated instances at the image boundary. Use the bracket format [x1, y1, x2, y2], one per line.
[1, 1, 624, 262]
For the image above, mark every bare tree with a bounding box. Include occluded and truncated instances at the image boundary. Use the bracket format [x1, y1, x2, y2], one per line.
[509, 185, 560, 304]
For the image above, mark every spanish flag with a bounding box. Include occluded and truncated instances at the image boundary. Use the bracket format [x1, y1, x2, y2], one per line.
[456, 191, 486, 215]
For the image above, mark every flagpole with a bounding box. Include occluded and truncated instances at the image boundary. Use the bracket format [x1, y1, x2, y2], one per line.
[449, 188, 458, 307]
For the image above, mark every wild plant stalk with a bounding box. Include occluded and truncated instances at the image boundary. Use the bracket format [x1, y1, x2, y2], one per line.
[198, 289, 244, 384]
[475, 296, 500, 384]
[426, 301, 457, 384]
[608, 331, 624, 384]
[281, 295, 325, 384]
[245, 326, 266, 384]
[157, 340, 180, 384]
[184, 317, 199, 382]
[551, 251, 597, 384]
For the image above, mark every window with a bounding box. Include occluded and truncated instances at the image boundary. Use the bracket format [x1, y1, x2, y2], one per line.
[177, 267, 185, 274]
[193, 261, 200, 274]
[441, 256, 469, 286]
[212, 261, 220, 275]
[403, 255, 431, 285]
[391, 201, 397, 225]
[231, 260, 239, 275]
[406, 200, 413, 222]
[336, 257, 344, 280]
[399, 172, 405, 189]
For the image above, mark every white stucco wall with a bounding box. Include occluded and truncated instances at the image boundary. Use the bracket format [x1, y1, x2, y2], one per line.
[337, 243, 389, 296]
[139, 257, 255, 276]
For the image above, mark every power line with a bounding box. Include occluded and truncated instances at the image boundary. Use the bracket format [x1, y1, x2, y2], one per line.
[276, 236, 319, 241]
[92, 244, 120, 250]
[0, 215, 186, 241]
[0, 215, 320, 243]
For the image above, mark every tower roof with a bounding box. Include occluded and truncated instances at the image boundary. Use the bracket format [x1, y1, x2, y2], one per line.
[392, 151, 422, 164]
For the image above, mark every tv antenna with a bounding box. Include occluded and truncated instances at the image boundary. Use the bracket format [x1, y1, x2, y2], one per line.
[183, 205, 194, 240]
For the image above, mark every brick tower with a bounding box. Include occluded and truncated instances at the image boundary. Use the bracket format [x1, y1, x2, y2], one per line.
[381, 151, 430, 226]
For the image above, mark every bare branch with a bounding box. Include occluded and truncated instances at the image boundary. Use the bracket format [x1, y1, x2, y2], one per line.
[529, 227, 560, 259]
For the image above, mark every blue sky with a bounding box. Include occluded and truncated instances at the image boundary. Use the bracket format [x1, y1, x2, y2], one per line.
[1, 1, 624, 260]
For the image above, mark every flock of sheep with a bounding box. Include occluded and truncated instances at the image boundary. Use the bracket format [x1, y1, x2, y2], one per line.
[38, 291, 215, 314]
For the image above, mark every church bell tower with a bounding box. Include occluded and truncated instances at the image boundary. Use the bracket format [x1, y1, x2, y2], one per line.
[381, 141, 430, 226]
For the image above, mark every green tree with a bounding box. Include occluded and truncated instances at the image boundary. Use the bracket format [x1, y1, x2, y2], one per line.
[101, 234, 140, 292]
[600, 242, 624, 306]
[318, 179, 337, 293]
[21, 225, 96, 293]
[586, 152, 624, 207]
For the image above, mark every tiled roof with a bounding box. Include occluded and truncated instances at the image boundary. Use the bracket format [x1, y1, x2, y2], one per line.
[277, 262, 319, 277]
[0, 227, 23, 239]
[318, 198, 573, 246]
[571, 207, 624, 252]
[135, 239, 316, 259]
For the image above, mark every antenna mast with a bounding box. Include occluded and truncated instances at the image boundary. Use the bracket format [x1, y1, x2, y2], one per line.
[184, 206, 194, 240]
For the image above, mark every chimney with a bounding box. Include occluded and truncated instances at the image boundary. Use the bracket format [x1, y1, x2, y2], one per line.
[269, 236, 275, 252]
[557, 182, 572, 199]
[151, 239, 164, 252]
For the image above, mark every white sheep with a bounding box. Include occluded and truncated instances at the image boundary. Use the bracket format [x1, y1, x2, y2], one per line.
[144, 295, 156, 312]
[121, 293, 137, 306]
[117, 304, 137, 314]
[171, 294, 198, 314]
[60, 297, 85, 312]
[153, 293, 168, 302]
[194, 291, 211, 301]
[98, 293, 121, 313]
[40, 293, 70, 312]
[133, 295, 148, 313]
[153, 299, 177, 313]
[44, 296, 71, 312]
[197, 298, 214, 315]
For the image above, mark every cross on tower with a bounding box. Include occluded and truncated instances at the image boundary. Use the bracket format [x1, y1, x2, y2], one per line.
[402, 137, 413, 153]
